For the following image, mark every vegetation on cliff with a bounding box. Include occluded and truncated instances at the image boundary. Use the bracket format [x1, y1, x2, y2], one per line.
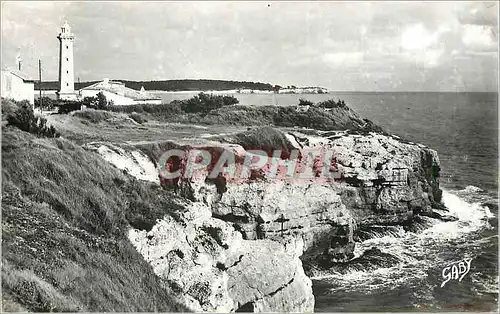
[104, 94, 383, 133]
[214, 126, 298, 155]
[5, 100, 60, 138]
[29, 90, 382, 133]
[1, 100, 188, 312]
[195, 105, 381, 132]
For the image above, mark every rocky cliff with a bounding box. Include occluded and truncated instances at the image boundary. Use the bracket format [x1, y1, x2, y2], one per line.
[149, 128, 443, 272]
[85, 125, 444, 312]
[84, 138, 316, 312]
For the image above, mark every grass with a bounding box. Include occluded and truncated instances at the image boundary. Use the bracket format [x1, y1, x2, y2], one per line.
[138, 103, 383, 133]
[73, 109, 115, 124]
[44, 106, 248, 147]
[103, 95, 383, 133]
[215, 126, 297, 155]
[1, 126, 189, 312]
[1, 98, 19, 121]
[129, 112, 148, 124]
[38, 95, 384, 148]
[108, 101, 182, 115]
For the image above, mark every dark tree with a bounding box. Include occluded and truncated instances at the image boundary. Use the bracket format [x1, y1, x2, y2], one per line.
[96, 92, 108, 110]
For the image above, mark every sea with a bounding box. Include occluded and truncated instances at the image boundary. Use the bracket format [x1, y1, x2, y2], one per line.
[158, 91, 499, 312]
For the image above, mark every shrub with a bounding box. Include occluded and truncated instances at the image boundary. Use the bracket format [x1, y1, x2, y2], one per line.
[163, 101, 184, 115]
[199, 104, 383, 131]
[317, 99, 347, 109]
[105, 93, 236, 117]
[6, 102, 60, 137]
[228, 126, 296, 156]
[129, 112, 147, 124]
[132, 105, 144, 113]
[179, 93, 238, 114]
[54, 93, 114, 114]
[1, 98, 19, 120]
[58, 101, 82, 114]
[73, 109, 113, 123]
[34, 97, 58, 110]
[82, 92, 113, 110]
[298, 98, 314, 106]
[107, 104, 136, 113]
[82, 96, 97, 108]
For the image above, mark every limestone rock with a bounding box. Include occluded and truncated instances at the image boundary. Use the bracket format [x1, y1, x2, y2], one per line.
[87, 126, 444, 311]
[128, 201, 314, 312]
[158, 128, 443, 268]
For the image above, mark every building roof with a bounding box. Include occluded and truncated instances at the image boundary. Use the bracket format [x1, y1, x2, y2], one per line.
[80, 79, 160, 101]
[1, 68, 36, 82]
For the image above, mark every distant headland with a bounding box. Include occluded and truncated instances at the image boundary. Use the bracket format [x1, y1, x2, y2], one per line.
[35, 79, 328, 94]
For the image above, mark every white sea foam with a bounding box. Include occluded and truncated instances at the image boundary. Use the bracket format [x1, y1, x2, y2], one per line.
[312, 189, 496, 284]
[471, 272, 499, 294]
[461, 185, 485, 193]
[421, 190, 494, 239]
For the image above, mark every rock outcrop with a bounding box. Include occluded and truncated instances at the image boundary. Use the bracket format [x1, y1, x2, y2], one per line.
[150, 128, 443, 269]
[84, 137, 316, 312]
[128, 201, 314, 312]
[87, 126, 443, 312]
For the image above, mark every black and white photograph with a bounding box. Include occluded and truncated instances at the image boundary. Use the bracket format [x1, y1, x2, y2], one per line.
[1, 1, 498, 312]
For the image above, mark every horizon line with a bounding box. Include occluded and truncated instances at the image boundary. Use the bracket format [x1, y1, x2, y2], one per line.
[33, 79, 498, 94]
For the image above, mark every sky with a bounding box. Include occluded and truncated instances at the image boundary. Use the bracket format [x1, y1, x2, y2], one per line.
[1, 1, 498, 91]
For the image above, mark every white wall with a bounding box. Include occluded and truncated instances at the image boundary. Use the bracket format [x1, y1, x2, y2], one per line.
[81, 89, 134, 106]
[1, 71, 35, 105]
[58, 34, 75, 94]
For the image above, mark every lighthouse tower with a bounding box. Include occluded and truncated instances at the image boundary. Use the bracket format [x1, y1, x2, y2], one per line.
[56, 21, 77, 100]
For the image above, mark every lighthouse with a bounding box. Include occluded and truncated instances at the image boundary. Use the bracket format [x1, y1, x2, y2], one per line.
[56, 21, 77, 100]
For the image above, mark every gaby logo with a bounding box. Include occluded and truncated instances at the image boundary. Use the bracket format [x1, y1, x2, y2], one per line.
[440, 259, 472, 288]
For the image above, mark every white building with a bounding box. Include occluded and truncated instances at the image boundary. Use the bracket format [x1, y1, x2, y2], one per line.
[79, 79, 161, 106]
[57, 21, 78, 101]
[1, 69, 35, 106]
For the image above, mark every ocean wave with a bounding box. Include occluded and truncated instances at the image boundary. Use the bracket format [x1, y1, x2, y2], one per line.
[420, 190, 495, 239]
[461, 185, 485, 193]
[471, 272, 499, 295]
[452, 185, 498, 207]
[354, 225, 407, 242]
[313, 188, 496, 283]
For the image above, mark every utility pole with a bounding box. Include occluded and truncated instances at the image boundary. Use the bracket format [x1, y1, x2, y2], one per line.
[38, 59, 42, 111]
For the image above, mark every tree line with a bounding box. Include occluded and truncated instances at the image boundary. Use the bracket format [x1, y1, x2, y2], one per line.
[36, 79, 276, 91]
